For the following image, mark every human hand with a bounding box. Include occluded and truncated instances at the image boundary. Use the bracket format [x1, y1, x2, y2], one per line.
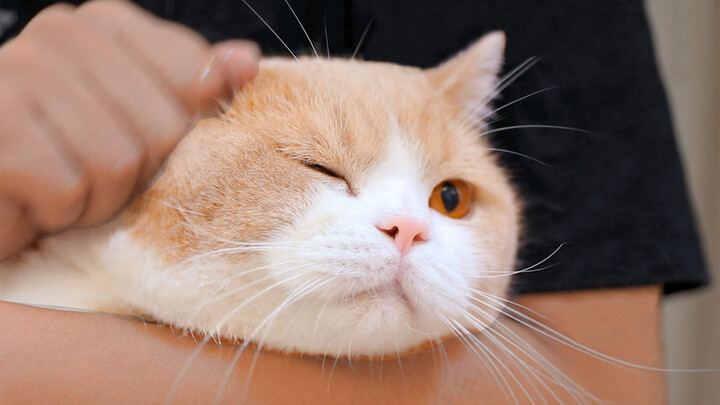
[0, 0, 260, 259]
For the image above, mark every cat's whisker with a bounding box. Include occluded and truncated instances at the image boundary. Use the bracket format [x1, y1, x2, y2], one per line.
[216, 277, 334, 403]
[207, 270, 309, 337]
[240, 0, 297, 61]
[398, 317, 436, 337]
[346, 331, 357, 371]
[438, 312, 519, 404]
[471, 243, 566, 278]
[484, 56, 541, 106]
[480, 124, 594, 138]
[213, 277, 333, 401]
[449, 57, 540, 134]
[327, 344, 343, 387]
[483, 291, 684, 373]
[472, 264, 559, 278]
[486, 56, 539, 98]
[213, 95, 234, 115]
[312, 296, 333, 341]
[455, 305, 583, 404]
[473, 323, 561, 404]
[470, 307, 599, 404]
[483, 147, 550, 166]
[165, 271, 316, 403]
[164, 334, 215, 404]
[140, 195, 205, 216]
[480, 114, 508, 132]
[431, 280, 598, 404]
[283, 0, 320, 59]
[351, 19, 374, 61]
[323, 13, 330, 59]
[238, 276, 333, 347]
[186, 259, 307, 320]
[480, 86, 563, 121]
[173, 238, 343, 267]
[393, 340, 406, 380]
[466, 289, 552, 322]
[239, 0, 323, 96]
[179, 246, 295, 264]
[232, 344, 264, 405]
[448, 106, 483, 143]
[455, 317, 539, 404]
[469, 293, 688, 403]
[443, 299, 582, 404]
[450, 99, 492, 135]
[320, 333, 337, 384]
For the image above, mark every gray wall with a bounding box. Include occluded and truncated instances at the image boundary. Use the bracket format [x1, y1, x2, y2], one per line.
[644, 1, 720, 403]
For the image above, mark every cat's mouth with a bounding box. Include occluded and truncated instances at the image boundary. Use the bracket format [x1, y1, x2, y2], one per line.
[348, 279, 415, 311]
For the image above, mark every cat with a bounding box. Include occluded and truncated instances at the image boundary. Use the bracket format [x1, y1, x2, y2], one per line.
[0, 32, 521, 359]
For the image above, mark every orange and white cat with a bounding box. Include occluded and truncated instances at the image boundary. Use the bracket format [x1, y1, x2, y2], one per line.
[0, 32, 520, 358]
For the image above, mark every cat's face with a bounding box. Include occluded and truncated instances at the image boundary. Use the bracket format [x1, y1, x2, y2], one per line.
[123, 32, 520, 357]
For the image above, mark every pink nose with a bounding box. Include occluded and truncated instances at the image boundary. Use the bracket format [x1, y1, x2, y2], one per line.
[376, 216, 429, 256]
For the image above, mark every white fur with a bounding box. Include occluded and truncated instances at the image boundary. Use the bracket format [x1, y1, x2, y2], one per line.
[0, 128, 503, 358]
[0, 35, 516, 357]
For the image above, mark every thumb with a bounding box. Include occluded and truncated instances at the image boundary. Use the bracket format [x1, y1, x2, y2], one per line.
[191, 40, 260, 119]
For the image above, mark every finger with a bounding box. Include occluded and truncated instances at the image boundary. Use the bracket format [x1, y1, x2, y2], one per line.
[0, 195, 37, 260]
[24, 6, 188, 185]
[0, 82, 87, 234]
[211, 40, 261, 95]
[75, 1, 259, 118]
[9, 40, 145, 228]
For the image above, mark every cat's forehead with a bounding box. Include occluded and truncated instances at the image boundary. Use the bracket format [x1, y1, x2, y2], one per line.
[221, 57, 490, 184]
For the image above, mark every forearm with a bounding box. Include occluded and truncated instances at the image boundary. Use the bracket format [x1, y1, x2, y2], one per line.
[0, 286, 664, 404]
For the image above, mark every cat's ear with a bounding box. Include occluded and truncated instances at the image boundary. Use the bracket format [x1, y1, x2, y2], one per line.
[427, 31, 505, 110]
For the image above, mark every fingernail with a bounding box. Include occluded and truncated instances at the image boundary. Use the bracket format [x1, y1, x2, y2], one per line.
[240, 41, 261, 61]
[221, 49, 236, 63]
[198, 55, 218, 84]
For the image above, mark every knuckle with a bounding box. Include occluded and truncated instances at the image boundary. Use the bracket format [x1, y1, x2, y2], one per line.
[150, 104, 188, 156]
[0, 86, 27, 119]
[79, 0, 139, 22]
[167, 22, 209, 50]
[102, 137, 145, 185]
[46, 167, 89, 227]
[27, 4, 76, 34]
[0, 41, 42, 76]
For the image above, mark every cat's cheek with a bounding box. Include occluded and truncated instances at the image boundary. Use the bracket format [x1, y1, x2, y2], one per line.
[262, 188, 392, 293]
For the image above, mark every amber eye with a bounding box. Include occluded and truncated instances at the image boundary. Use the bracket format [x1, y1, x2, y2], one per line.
[429, 180, 473, 219]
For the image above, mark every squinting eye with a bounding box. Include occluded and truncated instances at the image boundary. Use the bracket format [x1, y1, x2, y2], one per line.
[302, 160, 343, 179]
[429, 180, 473, 219]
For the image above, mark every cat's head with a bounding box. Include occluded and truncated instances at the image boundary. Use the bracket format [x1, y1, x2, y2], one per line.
[121, 32, 521, 357]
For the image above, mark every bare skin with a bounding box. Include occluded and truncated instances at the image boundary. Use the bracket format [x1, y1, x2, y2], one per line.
[0, 286, 664, 404]
[0, 2, 666, 403]
[0, 0, 259, 259]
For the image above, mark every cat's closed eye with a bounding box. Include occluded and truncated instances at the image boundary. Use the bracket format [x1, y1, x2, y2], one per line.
[301, 160, 344, 180]
[429, 180, 473, 219]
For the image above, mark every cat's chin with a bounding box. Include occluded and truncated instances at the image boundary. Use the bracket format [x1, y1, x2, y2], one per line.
[349, 279, 415, 312]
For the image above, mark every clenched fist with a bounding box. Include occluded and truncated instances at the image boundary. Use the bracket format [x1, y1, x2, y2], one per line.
[0, 0, 260, 259]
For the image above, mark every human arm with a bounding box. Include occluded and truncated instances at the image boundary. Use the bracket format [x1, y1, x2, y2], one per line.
[0, 0, 259, 260]
[0, 285, 665, 404]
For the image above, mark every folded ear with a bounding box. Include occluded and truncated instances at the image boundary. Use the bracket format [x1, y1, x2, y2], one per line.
[427, 31, 505, 113]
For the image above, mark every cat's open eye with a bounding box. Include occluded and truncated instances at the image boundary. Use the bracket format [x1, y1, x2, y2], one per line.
[302, 160, 344, 179]
[429, 180, 473, 219]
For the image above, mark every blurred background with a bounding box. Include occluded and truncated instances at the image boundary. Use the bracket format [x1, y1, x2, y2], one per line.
[645, 0, 719, 403]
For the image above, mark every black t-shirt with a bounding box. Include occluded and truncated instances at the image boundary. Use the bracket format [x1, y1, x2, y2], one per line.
[2, 0, 709, 294]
